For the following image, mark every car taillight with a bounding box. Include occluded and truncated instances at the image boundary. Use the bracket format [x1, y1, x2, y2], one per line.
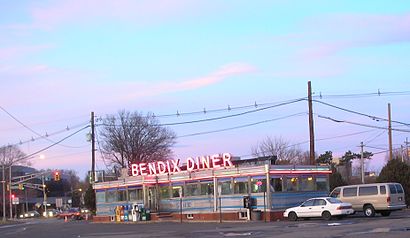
[387, 196, 391, 203]
[337, 205, 351, 210]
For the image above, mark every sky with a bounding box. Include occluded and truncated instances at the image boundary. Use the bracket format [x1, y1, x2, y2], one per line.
[1, 0, 410, 179]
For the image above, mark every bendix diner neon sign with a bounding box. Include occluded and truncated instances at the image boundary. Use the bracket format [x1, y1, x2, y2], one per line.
[131, 153, 234, 176]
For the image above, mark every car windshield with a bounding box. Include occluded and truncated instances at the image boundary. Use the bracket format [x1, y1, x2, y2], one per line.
[326, 197, 342, 204]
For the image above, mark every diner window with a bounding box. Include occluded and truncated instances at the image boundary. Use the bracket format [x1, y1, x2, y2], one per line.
[316, 177, 328, 191]
[160, 185, 170, 199]
[200, 181, 214, 196]
[96, 191, 105, 203]
[300, 176, 315, 191]
[270, 177, 283, 192]
[128, 188, 143, 201]
[234, 177, 248, 194]
[251, 177, 266, 193]
[117, 189, 127, 201]
[172, 186, 183, 198]
[286, 177, 298, 192]
[219, 179, 232, 195]
[186, 183, 200, 197]
[106, 189, 117, 203]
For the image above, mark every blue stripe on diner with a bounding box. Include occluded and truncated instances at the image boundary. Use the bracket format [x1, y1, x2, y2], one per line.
[271, 192, 327, 198]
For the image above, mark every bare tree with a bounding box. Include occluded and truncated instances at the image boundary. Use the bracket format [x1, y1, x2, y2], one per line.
[251, 136, 307, 164]
[99, 110, 176, 169]
[0, 145, 27, 167]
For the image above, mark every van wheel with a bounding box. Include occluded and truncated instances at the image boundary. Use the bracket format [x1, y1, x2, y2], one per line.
[322, 211, 332, 221]
[288, 212, 298, 221]
[364, 205, 375, 217]
[381, 211, 391, 217]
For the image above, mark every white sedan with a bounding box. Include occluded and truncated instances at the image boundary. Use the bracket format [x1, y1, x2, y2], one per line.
[283, 197, 354, 221]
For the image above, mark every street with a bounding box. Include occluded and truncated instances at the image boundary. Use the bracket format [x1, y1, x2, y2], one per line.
[1, 210, 410, 238]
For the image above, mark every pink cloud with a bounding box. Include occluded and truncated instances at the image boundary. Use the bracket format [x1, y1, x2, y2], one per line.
[177, 63, 256, 90]
[121, 62, 257, 100]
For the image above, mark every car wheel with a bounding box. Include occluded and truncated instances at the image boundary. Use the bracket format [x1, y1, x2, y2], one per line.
[363, 205, 375, 217]
[322, 211, 332, 221]
[381, 211, 391, 217]
[288, 212, 298, 221]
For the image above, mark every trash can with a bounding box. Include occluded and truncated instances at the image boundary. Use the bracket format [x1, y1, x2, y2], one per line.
[141, 209, 147, 221]
[145, 210, 151, 221]
[251, 210, 262, 221]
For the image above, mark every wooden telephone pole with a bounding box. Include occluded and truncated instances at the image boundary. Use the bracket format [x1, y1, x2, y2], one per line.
[308, 81, 315, 165]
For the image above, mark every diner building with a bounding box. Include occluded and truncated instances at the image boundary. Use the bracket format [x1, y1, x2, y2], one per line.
[93, 153, 331, 222]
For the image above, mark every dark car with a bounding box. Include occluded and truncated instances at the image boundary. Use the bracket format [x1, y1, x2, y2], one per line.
[57, 207, 83, 220]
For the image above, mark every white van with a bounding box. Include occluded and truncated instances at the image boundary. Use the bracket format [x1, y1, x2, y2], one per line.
[329, 183, 406, 217]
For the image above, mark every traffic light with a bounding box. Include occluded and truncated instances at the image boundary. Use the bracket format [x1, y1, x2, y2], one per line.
[54, 171, 60, 181]
[11, 194, 15, 199]
[18, 184, 24, 190]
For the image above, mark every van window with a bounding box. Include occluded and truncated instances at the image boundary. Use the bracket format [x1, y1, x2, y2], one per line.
[343, 187, 357, 197]
[359, 186, 378, 196]
[395, 184, 404, 194]
[330, 188, 341, 198]
[389, 184, 397, 194]
[380, 185, 386, 194]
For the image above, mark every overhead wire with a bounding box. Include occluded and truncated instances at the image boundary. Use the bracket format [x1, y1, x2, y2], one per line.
[0, 105, 90, 148]
[317, 114, 410, 133]
[18, 125, 90, 163]
[312, 100, 410, 126]
[177, 112, 307, 138]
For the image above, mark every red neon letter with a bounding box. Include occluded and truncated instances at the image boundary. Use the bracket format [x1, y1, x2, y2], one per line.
[148, 162, 157, 175]
[222, 153, 233, 168]
[171, 159, 181, 173]
[187, 157, 195, 171]
[131, 164, 139, 176]
[200, 156, 210, 169]
[157, 161, 167, 174]
[211, 154, 221, 168]
[139, 163, 147, 176]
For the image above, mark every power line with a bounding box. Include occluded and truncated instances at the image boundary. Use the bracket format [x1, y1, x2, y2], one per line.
[19, 125, 90, 162]
[317, 114, 410, 133]
[97, 98, 306, 128]
[5, 122, 90, 148]
[314, 90, 410, 100]
[313, 100, 410, 126]
[0, 105, 90, 148]
[363, 131, 386, 146]
[177, 112, 307, 138]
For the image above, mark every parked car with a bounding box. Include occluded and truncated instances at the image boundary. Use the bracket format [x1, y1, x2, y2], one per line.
[329, 183, 406, 217]
[57, 207, 83, 220]
[19, 210, 41, 219]
[283, 197, 354, 221]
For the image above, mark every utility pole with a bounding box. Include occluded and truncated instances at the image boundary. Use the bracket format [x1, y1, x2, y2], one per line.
[308, 81, 315, 165]
[9, 166, 12, 219]
[360, 142, 365, 184]
[2, 165, 5, 221]
[42, 176, 47, 217]
[91, 111, 96, 184]
[406, 137, 409, 162]
[388, 103, 393, 161]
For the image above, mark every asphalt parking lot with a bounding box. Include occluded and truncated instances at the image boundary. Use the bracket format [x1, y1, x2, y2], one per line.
[1, 210, 410, 238]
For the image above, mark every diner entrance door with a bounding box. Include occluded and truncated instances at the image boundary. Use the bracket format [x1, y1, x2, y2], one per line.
[147, 186, 158, 212]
